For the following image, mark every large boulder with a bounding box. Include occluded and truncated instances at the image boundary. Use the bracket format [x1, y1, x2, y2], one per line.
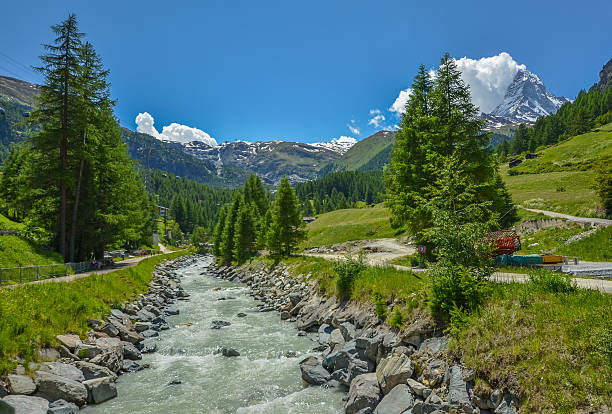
[74, 361, 117, 381]
[34, 371, 87, 407]
[374, 384, 414, 414]
[5, 375, 35, 395]
[122, 341, 142, 360]
[376, 353, 414, 394]
[47, 399, 79, 414]
[345, 373, 382, 414]
[339, 322, 356, 341]
[83, 377, 117, 404]
[356, 335, 382, 362]
[329, 329, 345, 348]
[1, 395, 48, 414]
[299, 356, 330, 385]
[38, 363, 84, 383]
[406, 378, 429, 397]
[89, 337, 123, 373]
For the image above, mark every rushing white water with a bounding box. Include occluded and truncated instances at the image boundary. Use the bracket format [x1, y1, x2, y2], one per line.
[83, 256, 344, 413]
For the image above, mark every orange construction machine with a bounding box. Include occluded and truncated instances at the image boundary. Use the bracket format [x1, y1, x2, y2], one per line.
[485, 230, 521, 256]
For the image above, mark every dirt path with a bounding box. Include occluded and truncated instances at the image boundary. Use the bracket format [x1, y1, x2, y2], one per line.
[158, 243, 171, 254]
[302, 238, 415, 266]
[524, 208, 612, 227]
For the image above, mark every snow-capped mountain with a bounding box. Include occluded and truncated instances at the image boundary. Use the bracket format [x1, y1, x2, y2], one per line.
[310, 136, 357, 154]
[176, 139, 345, 184]
[486, 69, 570, 125]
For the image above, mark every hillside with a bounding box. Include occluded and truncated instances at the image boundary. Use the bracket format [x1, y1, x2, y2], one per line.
[301, 205, 401, 248]
[0, 214, 63, 268]
[319, 130, 395, 175]
[0, 75, 37, 106]
[503, 123, 611, 216]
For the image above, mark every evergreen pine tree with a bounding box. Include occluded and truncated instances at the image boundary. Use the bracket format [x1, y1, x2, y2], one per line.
[233, 203, 256, 263]
[266, 177, 305, 256]
[212, 205, 228, 256]
[220, 193, 242, 263]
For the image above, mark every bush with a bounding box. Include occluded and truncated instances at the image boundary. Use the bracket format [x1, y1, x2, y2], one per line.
[334, 252, 366, 298]
[389, 306, 404, 329]
[372, 291, 387, 319]
[528, 270, 576, 294]
[430, 264, 487, 316]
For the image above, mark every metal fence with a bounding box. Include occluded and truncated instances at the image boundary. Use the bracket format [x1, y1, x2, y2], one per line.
[0, 261, 92, 284]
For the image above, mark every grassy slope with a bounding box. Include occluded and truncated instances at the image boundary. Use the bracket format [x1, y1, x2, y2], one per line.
[502, 123, 612, 217]
[266, 255, 611, 412]
[0, 251, 187, 374]
[0, 214, 63, 268]
[520, 225, 612, 262]
[302, 205, 401, 248]
[327, 131, 395, 171]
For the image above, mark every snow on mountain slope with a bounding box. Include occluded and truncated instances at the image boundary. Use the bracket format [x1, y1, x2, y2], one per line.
[489, 69, 570, 123]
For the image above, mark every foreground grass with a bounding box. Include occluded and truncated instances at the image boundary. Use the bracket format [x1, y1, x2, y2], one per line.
[520, 225, 612, 262]
[262, 255, 611, 412]
[302, 205, 403, 248]
[0, 251, 187, 374]
[0, 235, 63, 268]
[455, 282, 612, 413]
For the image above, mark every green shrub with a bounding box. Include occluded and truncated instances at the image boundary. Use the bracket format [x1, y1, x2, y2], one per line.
[372, 291, 387, 319]
[430, 264, 487, 316]
[334, 253, 366, 298]
[528, 270, 576, 294]
[389, 306, 404, 329]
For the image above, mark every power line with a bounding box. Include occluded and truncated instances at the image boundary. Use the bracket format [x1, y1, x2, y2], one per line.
[0, 52, 35, 74]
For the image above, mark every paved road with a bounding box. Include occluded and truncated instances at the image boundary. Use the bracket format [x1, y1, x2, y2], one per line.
[524, 208, 612, 226]
[491, 271, 612, 294]
[3, 253, 173, 289]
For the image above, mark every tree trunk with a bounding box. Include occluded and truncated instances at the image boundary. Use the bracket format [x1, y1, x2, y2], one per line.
[69, 141, 85, 262]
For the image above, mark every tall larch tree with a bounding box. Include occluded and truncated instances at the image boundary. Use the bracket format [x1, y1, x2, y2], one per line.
[266, 177, 305, 256]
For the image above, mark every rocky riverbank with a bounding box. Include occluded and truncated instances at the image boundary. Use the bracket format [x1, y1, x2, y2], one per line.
[209, 259, 520, 414]
[0, 255, 197, 414]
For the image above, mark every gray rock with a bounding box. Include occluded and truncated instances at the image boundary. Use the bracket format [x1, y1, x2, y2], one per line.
[74, 361, 117, 381]
[38, 348, 60, 362]
[83, 377, 117, 404]
[339, 322, 356, 341]
[110, 309, 126, 320]
[1, 395, 48, 414]
[412, 400, 443, 414]
[38, 363, 84, 383]
[318, 324, 333, 344]
[406, 378, 428, 397]
[6, 375, 35, 395]
[58, 346, 77, 360]
[121, 360, 144, 373]
[133, 322, 149, 333]
[299, 356, 330, 385]
[345, 373, 381, 414]
[329, 329, 345, 347]
[494, 395, 518, 414]
[418, 337, 449, 354]
[449, 365, 469, 404]
[355, 409, 373, 414]
[289, 292, 302, 304]
[280, 311, 291, 320]
[210, 320, 231, 329]
[55, 335, 81, 351]
[164, 306, 179, 316]
[47, 399, 79, 414]
[74, 343, 102, 360]
[88, 337, 123, 373]
[217, 347, 240, 357]
[490, 389, 503, 409]
[374, 384, 414, 413]
[324, 350, 350, 372]
[122, 341, 142, 360]
[34, 371, 88, 407]
[359, 336, 382, 362]
[376, 353, 414, 394]
[140, 342, 157, 354]
[0, 384, 7, 398]
[346, 358, 370, 386]
[135, 309, 155, 322]
[96, 323, 119, 337]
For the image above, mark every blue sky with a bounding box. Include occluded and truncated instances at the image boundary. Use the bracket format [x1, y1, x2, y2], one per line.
[1, 0, 611, 144]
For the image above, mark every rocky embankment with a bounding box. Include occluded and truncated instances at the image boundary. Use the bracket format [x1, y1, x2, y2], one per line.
[209, 260, 520, 414]
[0, 255, 197, 414]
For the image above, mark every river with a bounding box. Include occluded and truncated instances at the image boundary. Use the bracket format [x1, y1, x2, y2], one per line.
[83, 256, 344, 413]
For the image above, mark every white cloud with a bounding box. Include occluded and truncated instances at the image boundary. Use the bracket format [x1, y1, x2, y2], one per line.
[389, 88, 412, 114]
[347, 119, 360, 135]
[368, 109, 386, 128]
[135, 112, 218, 147]
[454, 52, 526, 113]
[387, 52, 527, 115]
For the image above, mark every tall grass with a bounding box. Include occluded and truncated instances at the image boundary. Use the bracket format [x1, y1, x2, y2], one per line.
[0, 251, 187, 374]
[0, 235, 63, 268]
